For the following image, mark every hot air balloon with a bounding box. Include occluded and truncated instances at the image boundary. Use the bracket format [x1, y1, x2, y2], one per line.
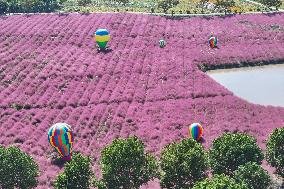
[189, 123, 203, 141]
[208, 36, 218, 48]
[48, 123, 74, 161]
[94, 29, 110, 51]
[159, 39, 166, 48]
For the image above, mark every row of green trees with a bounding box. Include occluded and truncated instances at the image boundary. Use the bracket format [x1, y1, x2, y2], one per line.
[0, 127, 283, 189]
[0, 0, 67, 14]
[0, 0, 282, 15]
[56, 127, 284, 189]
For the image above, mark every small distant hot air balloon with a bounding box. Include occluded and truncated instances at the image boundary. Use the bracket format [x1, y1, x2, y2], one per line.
[189, 123, 203, 141]
[94, 29, 110, 51]
[208, 35, 218, 48]
[159, 39, 166, 48]
[48, 123, 74, 161]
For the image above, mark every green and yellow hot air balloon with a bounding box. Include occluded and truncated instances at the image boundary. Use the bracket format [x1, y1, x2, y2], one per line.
[93, 29, 110, 50]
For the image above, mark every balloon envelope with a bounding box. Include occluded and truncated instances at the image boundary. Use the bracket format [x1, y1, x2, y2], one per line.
[94, 29, 110, 49]
[48, 123, 74, 160]
[208, 36, 217, 48]
[189, 123, 203, 141]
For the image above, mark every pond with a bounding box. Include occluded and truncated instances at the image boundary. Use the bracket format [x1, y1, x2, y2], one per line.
[207, 64, 284, 107]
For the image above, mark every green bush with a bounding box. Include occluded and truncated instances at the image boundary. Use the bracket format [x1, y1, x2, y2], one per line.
[0, 145, 39, 189]
[160, 138, 208, 189]
[233, 162, 271, 189]
[54, 153, 93, 189]
[78, 0, 92, 6]
[260, 0, 282, 10]
[192, 174, 248, 189]
[215, 0, 235, 14]
[94, 136, 159, 189]
[158, 0, 179, 13]
[209, 132, 263, 176]
[266, 127, 284, 176]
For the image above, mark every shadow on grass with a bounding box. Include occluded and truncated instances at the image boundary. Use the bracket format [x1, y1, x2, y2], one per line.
[263, 11, 284, 17]
[58, 12, 70, 17]
[164, 15, 185, 20]
[219, 13, 237, 19]
[51, 158, 66, 168]
[49, 151, 67, 168]
[198, 137, 206, 144]
[80, 12, 92, 16]
[97, 47, 113, 54]
[200, 16, 215, 20]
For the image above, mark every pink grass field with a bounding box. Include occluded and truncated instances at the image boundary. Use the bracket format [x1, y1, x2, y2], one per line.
[0, 12, 284, 188]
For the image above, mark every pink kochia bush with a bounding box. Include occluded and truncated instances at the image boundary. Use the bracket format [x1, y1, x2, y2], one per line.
[0, 13, 283, 188]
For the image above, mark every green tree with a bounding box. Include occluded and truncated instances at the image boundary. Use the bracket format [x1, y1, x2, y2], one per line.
[0, 146, 6, 187]
[54, 153, 93, 189]
[260, 0, 282, 10]
[94, 136, 159, 189]
[215, 0, 235, 14]
[19, 0, 44, 13]
[0, 0, 8, 14]
[158, 0, 179, 13]
[266, 127, 284, 177]
[42, 0, 61, 12]
[192, 174, 248, 189]
[7, 0, 21, 13]
[209, 132, 263, 176]
[160, 138, 208, 189]
[234, 162, 271, 189]
[0, 146, 39, 189]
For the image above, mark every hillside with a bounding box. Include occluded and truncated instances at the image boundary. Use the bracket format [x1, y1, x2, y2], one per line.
[0, 13, 284, 188]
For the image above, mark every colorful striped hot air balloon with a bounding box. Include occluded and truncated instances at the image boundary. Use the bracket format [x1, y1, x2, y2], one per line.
[208, 36, 218, 48]
[189, 123, 203, 141]
[48, 123, 74, 161]
[94, 29, 110, 50]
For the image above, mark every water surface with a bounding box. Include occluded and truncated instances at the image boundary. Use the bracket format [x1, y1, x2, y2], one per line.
[207, 64, 284, 107]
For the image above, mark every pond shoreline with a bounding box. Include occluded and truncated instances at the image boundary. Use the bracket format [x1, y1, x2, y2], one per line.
[199, 58, 284, 72]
